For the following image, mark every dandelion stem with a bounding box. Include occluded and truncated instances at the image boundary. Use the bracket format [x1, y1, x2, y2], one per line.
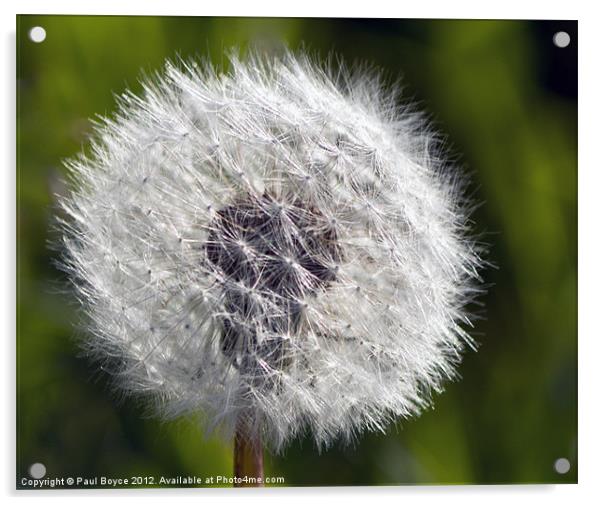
[233, 417, 264, 487]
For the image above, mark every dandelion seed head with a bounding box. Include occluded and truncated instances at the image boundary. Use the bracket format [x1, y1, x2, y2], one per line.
[59, 51, 485, 451]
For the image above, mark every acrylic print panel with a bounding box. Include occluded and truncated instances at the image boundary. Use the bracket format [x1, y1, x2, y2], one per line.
[16, 15, 577, 488]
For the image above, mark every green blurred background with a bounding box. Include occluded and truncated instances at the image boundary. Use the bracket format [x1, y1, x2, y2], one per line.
[16, 16, 577, 487]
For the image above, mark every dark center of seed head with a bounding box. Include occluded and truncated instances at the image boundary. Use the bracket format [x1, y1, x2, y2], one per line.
[205, 192, 340, 378]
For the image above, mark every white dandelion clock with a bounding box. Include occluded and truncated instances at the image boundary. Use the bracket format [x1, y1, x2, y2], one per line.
[58, 51, 484, 484]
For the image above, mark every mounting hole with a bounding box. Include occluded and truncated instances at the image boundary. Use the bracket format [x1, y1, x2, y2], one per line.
[29, 462, 46, 479]
[554, 457, 571, 474]
[28, 26, 46, 43]
[553, 31, 570, 48]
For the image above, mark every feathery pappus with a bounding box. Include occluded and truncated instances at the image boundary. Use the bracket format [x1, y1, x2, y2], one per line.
[58, 51, 485, 452]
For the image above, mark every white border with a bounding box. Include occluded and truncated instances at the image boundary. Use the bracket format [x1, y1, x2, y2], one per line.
[4, 0, 583, 19]
[3, 1, 598, 504]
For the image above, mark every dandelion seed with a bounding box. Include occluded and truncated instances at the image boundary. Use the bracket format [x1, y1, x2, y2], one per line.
[58, 50, 485, 486]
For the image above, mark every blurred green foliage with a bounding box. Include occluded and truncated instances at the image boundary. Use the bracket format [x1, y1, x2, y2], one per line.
[17, 16, 577, 486]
